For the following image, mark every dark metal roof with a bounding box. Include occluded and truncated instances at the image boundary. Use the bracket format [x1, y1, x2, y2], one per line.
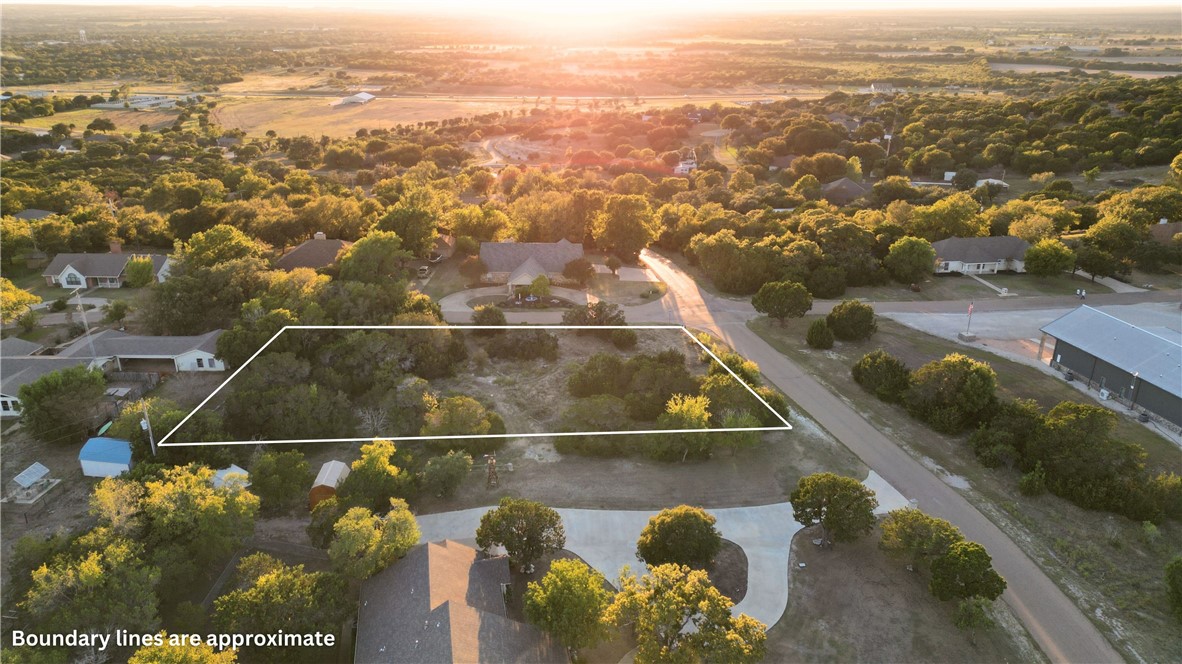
[480, 240, 584, 274]
[932, 236, 1029, 263]
[1041, 305, 1181, 397]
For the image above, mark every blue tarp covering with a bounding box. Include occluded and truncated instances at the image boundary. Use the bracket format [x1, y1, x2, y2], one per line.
[79, 437, 132, 465]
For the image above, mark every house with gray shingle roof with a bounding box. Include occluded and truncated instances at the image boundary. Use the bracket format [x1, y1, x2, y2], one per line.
[0, 356, 108, 417]
[58, 329, 224, 372]
[0, 337, 44, 357]
[479, 240, 584, 293]
[355, 540, 564, 664]
[932, 236, 1029, 275]
[821, 177, 869, 205]
[275, 232, 352, 272]
[42, 252, 170, 288]
[13, 209, 56, 221]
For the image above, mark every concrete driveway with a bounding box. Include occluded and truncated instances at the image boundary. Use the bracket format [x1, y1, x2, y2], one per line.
[414, 471, 909, 628]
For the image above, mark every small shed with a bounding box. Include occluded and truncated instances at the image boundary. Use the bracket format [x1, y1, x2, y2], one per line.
[309, 460, 350, 510]
[212, 464, 250, 489]
[79, 437, 132, 478]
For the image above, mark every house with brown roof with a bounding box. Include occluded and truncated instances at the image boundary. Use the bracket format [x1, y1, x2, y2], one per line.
[42, 251, 170, 288]
[479, 239, 584, 293]
[275, 232, 352, 272]
[932, 236, 1030, 275]
[821, 177, 869, 205]
[355, 540, 564, 664]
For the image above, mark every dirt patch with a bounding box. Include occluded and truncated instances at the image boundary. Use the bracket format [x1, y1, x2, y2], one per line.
[770, 525, 1044, 663]
[708, 538, 748, 605]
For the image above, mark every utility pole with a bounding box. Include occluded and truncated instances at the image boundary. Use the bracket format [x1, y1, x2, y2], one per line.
[73, 288, 97, 360]
[140, 402, 156, 457]
[485, 453, 498, 488]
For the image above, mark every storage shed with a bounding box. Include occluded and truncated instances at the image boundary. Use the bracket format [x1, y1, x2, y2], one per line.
[79, 437, 132, 478]
[309, 460, 350, 510]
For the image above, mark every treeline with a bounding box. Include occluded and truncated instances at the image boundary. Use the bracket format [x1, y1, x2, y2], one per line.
[852, 350, 1182, 524]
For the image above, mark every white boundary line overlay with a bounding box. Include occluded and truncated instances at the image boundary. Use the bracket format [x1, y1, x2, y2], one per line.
[158, 325, 792, 447]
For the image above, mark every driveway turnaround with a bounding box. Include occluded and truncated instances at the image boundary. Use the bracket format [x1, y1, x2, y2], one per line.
[414, 473, 909, 628]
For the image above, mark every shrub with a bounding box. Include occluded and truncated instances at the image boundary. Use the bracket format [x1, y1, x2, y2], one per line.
[50, 297, 68, 312]
[1167, 556, 1182, 623]
[826, 300, 877, 341]
[851, 350, 911, 403]
[455, 236, 480, 255]
[610, 328, 638, 349]
[636, 506, 723, 569]
[904, 353, 998, 433]
[1018, 462, 1047, 496]
[485, 330, 559, 362]
[806, 319, 834, 349]
[471, 304, 507, 333]
[562, 257, 596, 286]
[422, 450, 473, 498]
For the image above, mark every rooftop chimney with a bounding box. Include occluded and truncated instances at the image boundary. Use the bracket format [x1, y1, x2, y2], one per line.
[314, 231, 327, 240]
[109, 240, 122, 254]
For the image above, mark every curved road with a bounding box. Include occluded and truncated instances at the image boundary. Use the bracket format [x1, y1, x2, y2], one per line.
[443, 250, 1136, 663]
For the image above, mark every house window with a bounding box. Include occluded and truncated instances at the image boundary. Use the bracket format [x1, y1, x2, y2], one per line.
[65, 273, 82, 286]
[1, 400, 12, 412]
[196, 358, 204, 368]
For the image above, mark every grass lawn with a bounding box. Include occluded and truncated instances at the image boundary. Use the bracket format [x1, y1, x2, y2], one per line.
[1124, 266, 1182, 291]
[999, 164, 1171, 200]
[847, 272, 1112, 303]
[12, 107, 180, 134]
[588, 273, 666, 305]
[418, 258, 473, 301]
[750, 316, 1182, 663]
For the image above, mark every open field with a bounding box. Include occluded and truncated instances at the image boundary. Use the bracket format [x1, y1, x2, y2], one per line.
[1001, 164, 1173, 198]
[771, 525, 1043, 663]
[11, 107, 180, 134]
[750, 316, 1182, 663]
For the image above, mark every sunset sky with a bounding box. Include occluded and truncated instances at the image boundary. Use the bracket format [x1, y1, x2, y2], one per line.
[1, 0, 1177, 9]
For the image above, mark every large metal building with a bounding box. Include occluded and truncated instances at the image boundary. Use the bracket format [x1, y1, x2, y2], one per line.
[1041, 306, 1182, 427]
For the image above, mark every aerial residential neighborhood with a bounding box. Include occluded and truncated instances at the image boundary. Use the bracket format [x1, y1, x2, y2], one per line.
[1, 3, 1181, 664]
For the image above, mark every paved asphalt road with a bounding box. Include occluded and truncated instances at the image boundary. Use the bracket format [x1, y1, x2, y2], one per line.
[444, 249, 1142, 663]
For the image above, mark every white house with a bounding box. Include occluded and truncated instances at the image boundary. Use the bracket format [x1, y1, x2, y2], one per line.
[932, 236, 1029, 275]
[42, 251, 170, 289]
[213, 465, 250, 489]
[673, 159, 697, 175]
[341, 92, 376, 105]
[58, 329, 225, 372]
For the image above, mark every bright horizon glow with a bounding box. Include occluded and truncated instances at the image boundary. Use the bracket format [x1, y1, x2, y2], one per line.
[1, 0, 1178, 9]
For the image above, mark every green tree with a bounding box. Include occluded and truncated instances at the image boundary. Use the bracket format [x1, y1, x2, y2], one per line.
[524, 559, 613, 657]
[607, 564, 766, 664]
[338, 440, 409, 511]
[826, 299, 877, 341]
[422, 450, 473, 498]
[929, 541, 1007, 602]
[123, 256, 157, 287]
[651, 394, 713, 461]
[421, 395, 500, 440]
[562, 257, 596, 286]
[177, 225, 264, 268]
[1166, 556, 1182, 623]
[376, 204, 437, 257]
[908, 192, 987, 241]
[592, 194, 659, 259]
[329, 499, 420, 580]
[528, 274, 551, 297]
[458, 256, 488, 282]
[476, 497, 566, 572]
[605, 255, 623, 275]
[250, 450, 311, 515]
[790, 472, 879, 547]
[852, 350, 911, 403]
[471, 303, 507, 332]
[752, 280, 812, 325]
[129, 638, 238, 663]
[806, 318, 834, 349]
[1024, 239, 1076, 277]
[18, 366, 106, 444]
[1074, 244, 1119, 282]
[953, 597, 996, 645]
[637, 505, 723, 569]
[1008, 214, 1056, 243]
[337, 231, 412, 283]
[22, 536, 160, 644]
[102, 300, 131, 325]
[879, 508, 964, 571]
[904, 353, 998, 433]
[1, 278, 41, 323]
[213, 554, 347, 664]
[883, 236, 936, 283]
[140, 465, 260, 592]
